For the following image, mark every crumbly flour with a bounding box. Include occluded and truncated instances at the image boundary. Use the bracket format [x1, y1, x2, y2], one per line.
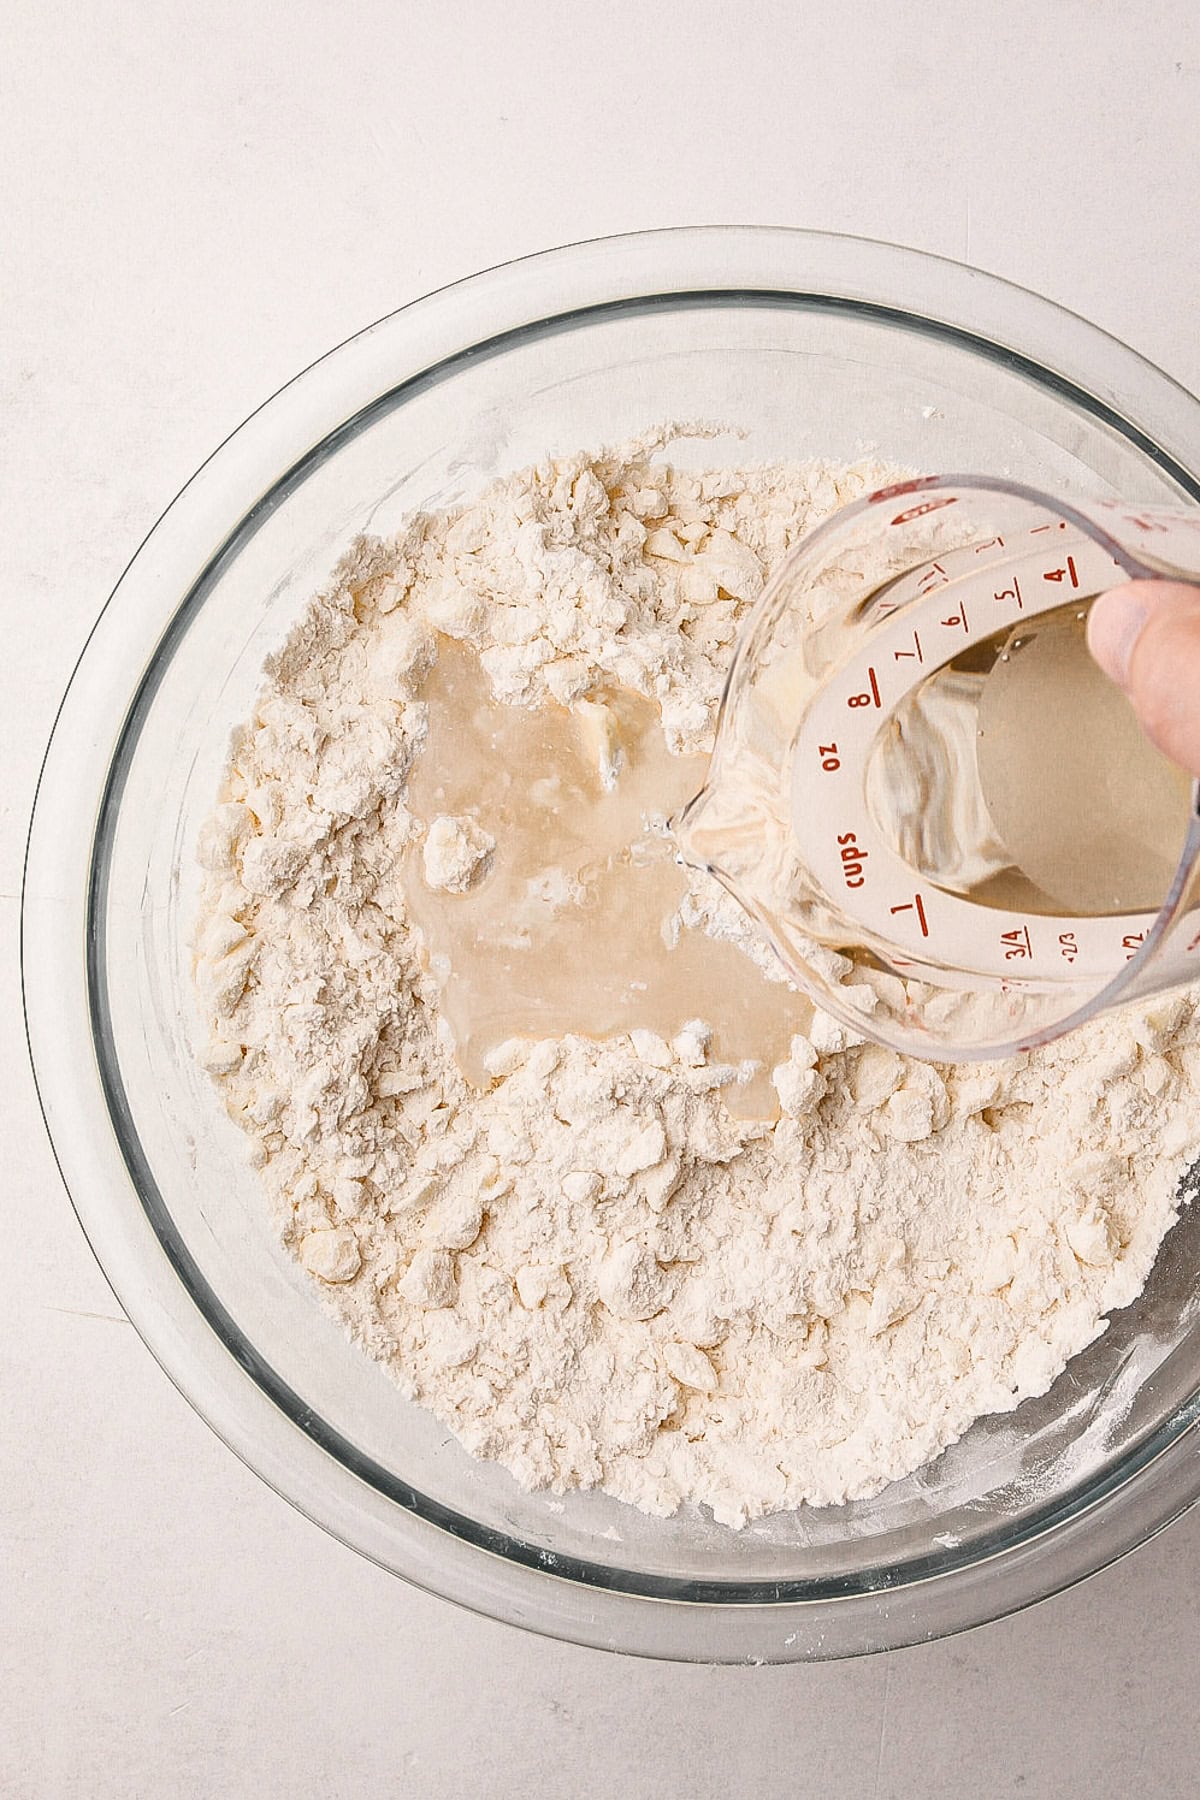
[193, 434, 1200, 1527]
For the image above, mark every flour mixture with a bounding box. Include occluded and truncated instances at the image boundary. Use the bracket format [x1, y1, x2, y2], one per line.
[192, 433, 1200, 1526]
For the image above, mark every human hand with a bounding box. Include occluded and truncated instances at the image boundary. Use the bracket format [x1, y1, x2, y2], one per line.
[1088, 581, 1200, 778]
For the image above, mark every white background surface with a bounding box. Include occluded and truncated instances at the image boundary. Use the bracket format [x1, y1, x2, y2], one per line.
[5, 2, 1200, 1794]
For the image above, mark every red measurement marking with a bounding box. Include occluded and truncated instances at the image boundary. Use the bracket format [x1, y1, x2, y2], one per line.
[1030, 520, 1068, 534]
[836, 830, 869, 889]
[869, 476, 940, 504]
[1001, 925, 1032, 961]
[874, 600, 899, 619]
[940, 606, 970, 634]
[1122, 930, 1147, 962]
[993, 577, 1023, 610]
[1058, 931, 1079, 965]
[890, 497, 959, 526]
[890, 893, 930, 938]
[893, 630, 924, 663]
[848, 668, 882, 708]
[818, 741, 840, 772]
[1042, 556, 1080, 588]
[917, 560, 948, 593]
[1123, 513, 1170, 534]
[1187, 927, 1200, 954]
[972, 535, 1006, 553]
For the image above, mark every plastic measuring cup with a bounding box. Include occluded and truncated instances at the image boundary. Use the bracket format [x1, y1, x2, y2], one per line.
[675, 476, 1200, 1062]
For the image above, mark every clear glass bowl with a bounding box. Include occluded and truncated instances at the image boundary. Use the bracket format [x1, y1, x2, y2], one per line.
[23, 227, 1200, 1663]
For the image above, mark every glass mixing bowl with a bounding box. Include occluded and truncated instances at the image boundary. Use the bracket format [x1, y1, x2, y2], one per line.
[23, 228, 1200, 1663]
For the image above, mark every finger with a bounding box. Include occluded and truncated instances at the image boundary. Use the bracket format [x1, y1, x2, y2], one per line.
[1087, 581, 1200, 777]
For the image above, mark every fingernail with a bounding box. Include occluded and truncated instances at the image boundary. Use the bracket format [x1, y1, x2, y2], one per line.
[1087, 586, 1151, 690]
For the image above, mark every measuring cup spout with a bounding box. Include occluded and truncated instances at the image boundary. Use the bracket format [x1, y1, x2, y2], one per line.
[673, 785, 722, 875]
[672, 769, 779, 897]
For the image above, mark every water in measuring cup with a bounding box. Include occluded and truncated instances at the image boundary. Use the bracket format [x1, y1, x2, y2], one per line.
[863, 598, 1191, 921]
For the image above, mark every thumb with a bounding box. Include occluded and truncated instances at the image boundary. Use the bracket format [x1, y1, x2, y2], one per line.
[1087, 580, 1200, 778]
